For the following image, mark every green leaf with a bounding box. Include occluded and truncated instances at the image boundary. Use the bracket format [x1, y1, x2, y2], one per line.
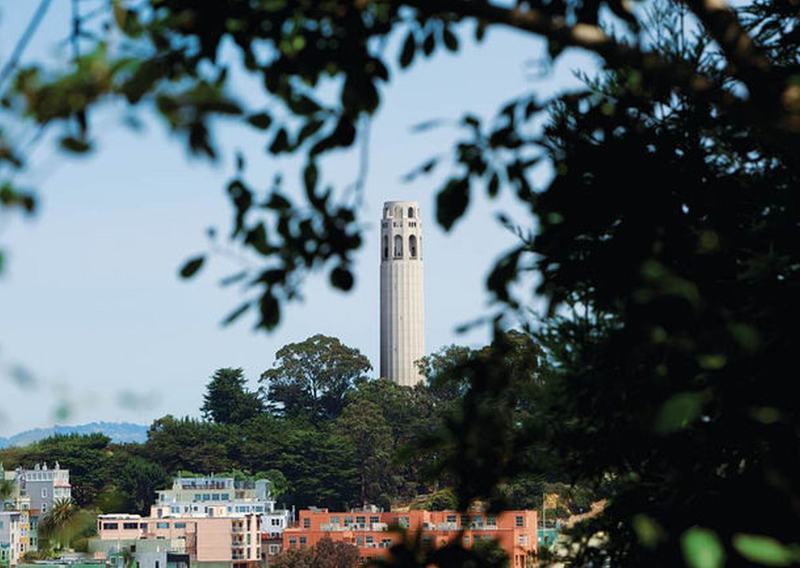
[682, 528, 725, 568]
[268, 128, 289, 154]
[265, 192, 292, 210]
[303, 161, 318, 196]
[60, 136, 91, 153]
[654, 391, 708, 433]
[422, 31, 436, 56]
[179, 255, 205, 279]
[487, 172, 500, 197]
[330, 266, 354, 291]
[632, 514, 664, 549]
[436, 178, 470, 231]
[258, 292, 281, 330]
[246, 112, 272, 130]
[443, 27, 459, 51]
[733, 534, 797, 566]
[399, 32, 416, 68]
[219, 270, 249, 287]
[221, 301, 252, 326]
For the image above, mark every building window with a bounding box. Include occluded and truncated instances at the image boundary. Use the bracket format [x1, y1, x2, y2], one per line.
[408, 207, 415, 218]
[157, 522, 169, 529]
[394, 235, 403, 258]
[487, 515, 496, 526]
[409, 235, 417, 258]
[41, 504, 47, 513]
[515, 516, 524, 527]
[383, 235, 388, 260]
[355, 516, 365, 524]
[446, 515, 457, 524]
[41, 488, 47, 498]
[303, 518, 310, 528]
[102, 523, 118, 530]
[123, 522, 139, 530]
[370, 516, 380, 524]
[174, 523, 186, 529]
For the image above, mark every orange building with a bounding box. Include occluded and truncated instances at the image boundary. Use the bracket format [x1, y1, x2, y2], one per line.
[281, 508, 537, 567]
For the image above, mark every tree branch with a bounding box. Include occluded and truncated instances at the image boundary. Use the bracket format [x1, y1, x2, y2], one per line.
[402, 0, 720, 97]
[0, 0, 53, 94]
[682, 0, 775, 99]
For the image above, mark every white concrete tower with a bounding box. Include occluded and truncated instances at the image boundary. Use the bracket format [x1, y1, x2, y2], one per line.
[380, 200, 425, 387]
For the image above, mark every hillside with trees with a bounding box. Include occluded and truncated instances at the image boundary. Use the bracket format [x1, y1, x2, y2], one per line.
[1, 333, 580, 519]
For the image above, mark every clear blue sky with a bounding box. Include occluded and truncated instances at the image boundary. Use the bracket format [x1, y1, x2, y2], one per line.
[0, 1, 597, 435]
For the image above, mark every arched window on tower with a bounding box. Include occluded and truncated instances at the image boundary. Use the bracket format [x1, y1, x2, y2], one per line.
[408, 207, 415, 218]
[409, 235, 417, 258]
[383, 235, 388, 260]
[394, 235, 403, 258]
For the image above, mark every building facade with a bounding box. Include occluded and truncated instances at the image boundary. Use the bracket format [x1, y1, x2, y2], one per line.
[150, 476, 291, 550]
[0, 512, 22, 567]
[16, 463, 71, 515]
[93, 513, 261, 568]
[380, 200, 426, 387]
[283, 508, 537, 567]
[0, 463, 69, 561]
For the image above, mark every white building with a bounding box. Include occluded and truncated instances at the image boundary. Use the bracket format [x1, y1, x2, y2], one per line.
[149, 476, 291, 556]
[0, 512, 22, 566]
[380, 200, 426, 386]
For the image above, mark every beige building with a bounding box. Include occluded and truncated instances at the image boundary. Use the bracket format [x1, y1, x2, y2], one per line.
[380, 200, 426, 386]
[93, 513, 260, 568]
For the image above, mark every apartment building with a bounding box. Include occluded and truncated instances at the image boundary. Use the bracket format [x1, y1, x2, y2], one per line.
[0, 462, 70, 559]
[92, 513, 260, 568]
[151, 476, 291, 557]
[0, 512, 22, 567]
[13, 463, 71, 515]
[283, 508, 537, 567]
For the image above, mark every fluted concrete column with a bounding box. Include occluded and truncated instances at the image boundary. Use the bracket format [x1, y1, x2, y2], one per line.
[380, 200, 425, 387]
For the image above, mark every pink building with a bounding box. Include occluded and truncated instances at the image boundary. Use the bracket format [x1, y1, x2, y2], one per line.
[94, 513, 260, 568]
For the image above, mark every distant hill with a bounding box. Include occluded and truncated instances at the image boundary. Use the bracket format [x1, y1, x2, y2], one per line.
[0, 422, 148, 448]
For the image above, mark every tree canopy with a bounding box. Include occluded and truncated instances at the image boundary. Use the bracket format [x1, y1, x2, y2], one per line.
[260, 334, 372, 420]
[201, 367, 264, 425]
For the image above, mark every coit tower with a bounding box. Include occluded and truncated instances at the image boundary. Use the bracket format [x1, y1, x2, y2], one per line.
[380, 200, 425, 387]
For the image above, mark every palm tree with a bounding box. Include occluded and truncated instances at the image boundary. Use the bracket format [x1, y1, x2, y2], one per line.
[38, 498, 77, 551]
